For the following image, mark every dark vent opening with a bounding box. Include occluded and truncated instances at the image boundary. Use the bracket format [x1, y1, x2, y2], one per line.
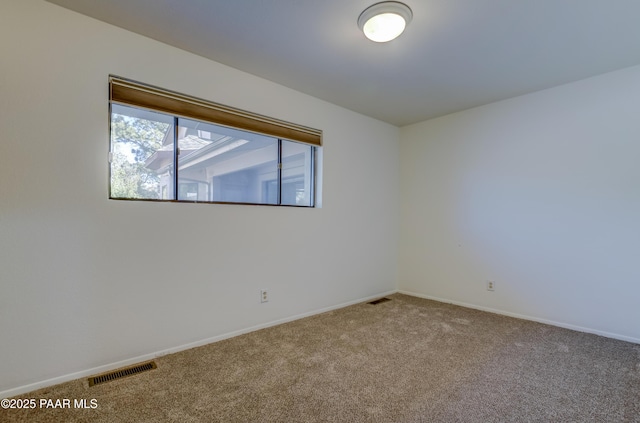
[368, 297, 391, 305]
[89, 361, 157, 386]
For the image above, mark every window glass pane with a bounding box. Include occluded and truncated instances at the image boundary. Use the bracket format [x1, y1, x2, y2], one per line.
[177, 119, 278, 204]
[110, 104, 174, 200]
[281, 140, 313, 206]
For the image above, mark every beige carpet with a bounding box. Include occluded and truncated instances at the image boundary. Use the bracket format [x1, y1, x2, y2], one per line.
[3, 294, 640, 422]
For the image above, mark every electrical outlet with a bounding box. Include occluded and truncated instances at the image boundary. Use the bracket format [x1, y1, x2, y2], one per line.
[487, 281, 495, 291]
[260, 289, 268, 303]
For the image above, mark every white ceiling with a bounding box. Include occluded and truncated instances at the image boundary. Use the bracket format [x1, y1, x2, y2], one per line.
[46, 0, 640, 126]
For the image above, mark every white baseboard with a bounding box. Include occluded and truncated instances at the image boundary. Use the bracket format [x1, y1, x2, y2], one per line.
[1, 289, 396, 399]
[398, 289, 640, 345]
[11, 288, 633, 398]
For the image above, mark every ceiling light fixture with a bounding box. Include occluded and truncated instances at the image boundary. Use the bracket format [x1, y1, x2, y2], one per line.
[358, 1, 413, 43]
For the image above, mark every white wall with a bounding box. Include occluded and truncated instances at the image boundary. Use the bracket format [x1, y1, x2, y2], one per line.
[399, 65, 640, 343]
[0, 0, 399, 395]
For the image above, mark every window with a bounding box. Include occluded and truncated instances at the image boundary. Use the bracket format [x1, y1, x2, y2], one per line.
[109, 77, 321, 206]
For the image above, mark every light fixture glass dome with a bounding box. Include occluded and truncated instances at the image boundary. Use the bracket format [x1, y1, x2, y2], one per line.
[358, 2, 413, 43]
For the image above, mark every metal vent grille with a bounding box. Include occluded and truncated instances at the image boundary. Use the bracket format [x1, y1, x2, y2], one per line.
[368, 297, 391, 305]
[88, 361, 157, 386]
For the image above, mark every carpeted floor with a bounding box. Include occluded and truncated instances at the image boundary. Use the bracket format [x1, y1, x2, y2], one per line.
[3, 294, 640, 422]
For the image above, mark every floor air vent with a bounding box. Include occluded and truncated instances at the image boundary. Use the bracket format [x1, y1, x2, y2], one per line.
[88, 361, 157, 386]
[368, 297, 391, 305]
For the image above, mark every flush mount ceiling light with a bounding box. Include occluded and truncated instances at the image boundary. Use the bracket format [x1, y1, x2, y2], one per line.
[358, 1, 413, 43]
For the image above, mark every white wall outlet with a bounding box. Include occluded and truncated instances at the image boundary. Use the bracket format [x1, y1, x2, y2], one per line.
[487, 281, 495, 291]
[260, 289, 268, 303]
